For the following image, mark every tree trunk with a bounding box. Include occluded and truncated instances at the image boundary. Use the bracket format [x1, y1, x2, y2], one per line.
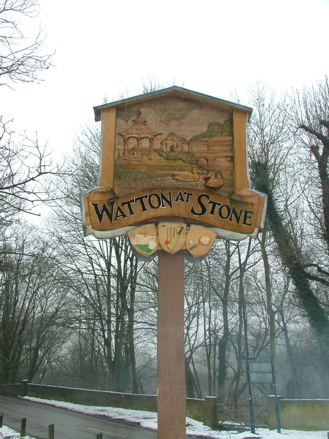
[260, 231, 276, 361]
[217, 242, 231, 403]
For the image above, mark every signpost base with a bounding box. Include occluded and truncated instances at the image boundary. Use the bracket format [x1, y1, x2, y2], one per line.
[158, 251, 186, 439]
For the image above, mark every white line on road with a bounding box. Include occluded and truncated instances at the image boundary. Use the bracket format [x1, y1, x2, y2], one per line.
[88, 427, 126, 437]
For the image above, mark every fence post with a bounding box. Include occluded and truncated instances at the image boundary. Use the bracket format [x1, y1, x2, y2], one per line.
[20, 380, 29, 397]
[20, 418, 26, 437]
[0, 413, 2, 428]
[48, 424, 54, 439]
[204, 396, 218, 429]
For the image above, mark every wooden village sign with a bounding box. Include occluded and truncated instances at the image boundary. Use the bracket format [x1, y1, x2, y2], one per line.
[81, 86, 266, 438]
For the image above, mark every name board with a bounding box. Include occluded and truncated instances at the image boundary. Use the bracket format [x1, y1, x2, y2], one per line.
[83, 188, 263, 238]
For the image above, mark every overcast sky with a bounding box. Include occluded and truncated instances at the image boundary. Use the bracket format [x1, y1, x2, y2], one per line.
[2, 0, 328, 159]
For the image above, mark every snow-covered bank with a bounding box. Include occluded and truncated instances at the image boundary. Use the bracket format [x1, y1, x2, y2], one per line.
[0, 397, 327, 438]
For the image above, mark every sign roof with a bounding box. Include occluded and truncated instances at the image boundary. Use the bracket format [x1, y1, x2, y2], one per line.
[94, 86, 253, 122]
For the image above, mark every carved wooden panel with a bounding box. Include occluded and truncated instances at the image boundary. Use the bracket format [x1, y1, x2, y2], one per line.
[82, 87, 267, 243]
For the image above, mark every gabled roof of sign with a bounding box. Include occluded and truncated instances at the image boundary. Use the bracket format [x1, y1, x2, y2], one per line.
[93, 86, 253, 122]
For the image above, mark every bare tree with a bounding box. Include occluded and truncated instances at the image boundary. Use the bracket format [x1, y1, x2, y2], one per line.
[0, 0, 52, 87]
[0, 225, 68, 383]
[250, 80, 329, 391]
[0, 0, 59, 226]
[288, 76, 329, 258]
[0, 120, 61, 226]
[47, 125, 145, 392]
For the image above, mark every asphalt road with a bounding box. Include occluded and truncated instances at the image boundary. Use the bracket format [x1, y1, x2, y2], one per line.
[0, 396, 157, 439]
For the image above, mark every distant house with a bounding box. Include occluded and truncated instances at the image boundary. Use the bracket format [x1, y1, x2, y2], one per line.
[161, 132, 189, 153]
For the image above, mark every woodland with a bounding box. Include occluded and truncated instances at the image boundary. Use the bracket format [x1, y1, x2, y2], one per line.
[1, 0, 329, 420]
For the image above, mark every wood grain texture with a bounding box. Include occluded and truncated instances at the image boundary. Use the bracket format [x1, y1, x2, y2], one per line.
[233, 110, 248, 192]
[99, 107, 116, 188]
[158, 251, 186, 438]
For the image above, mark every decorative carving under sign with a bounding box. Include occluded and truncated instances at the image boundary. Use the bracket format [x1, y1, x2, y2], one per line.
[158, 223, 187, 254]
[128, 223, 217, 260]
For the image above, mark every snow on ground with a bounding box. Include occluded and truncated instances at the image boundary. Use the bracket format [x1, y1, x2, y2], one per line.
[0, 426, 34, 439]
[0, 397, 327, 438]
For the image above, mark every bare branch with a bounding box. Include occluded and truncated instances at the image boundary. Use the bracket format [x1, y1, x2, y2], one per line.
[0, 118, 65, 225]
[0, 0, 53, 88]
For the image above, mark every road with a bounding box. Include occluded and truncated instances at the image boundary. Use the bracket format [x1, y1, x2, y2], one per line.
[0, 396, 157, 439]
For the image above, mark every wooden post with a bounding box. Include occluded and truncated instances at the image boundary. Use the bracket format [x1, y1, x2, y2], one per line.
[158, 251, 186, 439]
[99, 107, 116, 188]
[20, 418, 26, 437]
[48, 423, 54, 439]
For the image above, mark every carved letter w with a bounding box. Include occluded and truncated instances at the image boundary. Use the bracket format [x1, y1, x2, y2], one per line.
[91, 201, 115, 223]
